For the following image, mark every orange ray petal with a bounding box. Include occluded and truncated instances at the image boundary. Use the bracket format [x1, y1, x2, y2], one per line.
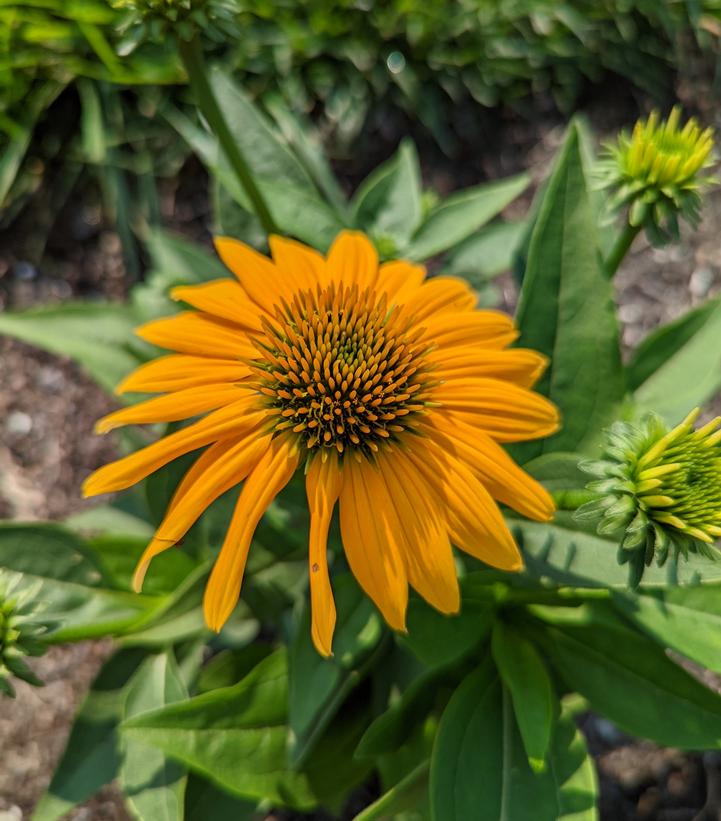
[214, 235, 288, 312]
[405, 439, 522, 572]
[432, 377, 560, 442]
[399, 276, 476, 322]
[326, 230, 379, 289]
[269, 234, 326, 290]
[422, 415, 555, 522]
[133, 433, 271, 591]
[116, 355, 250, 395]
[305, 452, 343, 656]
[137, 312, 256, 360]
[96, 383, 248, 433]
[429, 348, 548, 388]
[375, 451, 459, 614]
[379, 260, 426, 306]
[82, 397, 268, 497]
[421, 310, 518, 350]
[203, 435, 300, 632]
[338, 458, 408, 630]
[171, 280, 264, 330]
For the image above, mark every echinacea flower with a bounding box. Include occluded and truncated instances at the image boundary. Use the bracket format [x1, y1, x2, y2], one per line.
[84, 231, 558, 655]
[598, 107, 716, 243]
[577, 409, 721, 586]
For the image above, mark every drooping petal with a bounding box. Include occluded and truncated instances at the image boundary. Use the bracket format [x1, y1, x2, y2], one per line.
[269, 235, 326, 290]
[171, 280, 263, 330]
[432, 377, 560, 442]
[214, 236, 288, 312]
[422, 415, 555, 522]
[305, 452, 343, 656]
[339, 458, 408, 630]
[379, 260, 426, 306]
[405, 439, 523, 571]
[96, 384, 248, 433]
[133, 433, 272, 591]
[116, 355, 250, 395]
[203, 435, 300, 631]
[326, 231, 379, 289]
[137, 312, 256, 360]
[429, 348, 548, 388]
[83, 397, 269, 497]
[375, 450, 459, 614]
[420, 311, 518, 350]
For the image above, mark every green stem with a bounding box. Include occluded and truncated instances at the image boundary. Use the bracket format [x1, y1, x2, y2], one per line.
[604, 220, 641, 279]
[178, 37, 277, 235]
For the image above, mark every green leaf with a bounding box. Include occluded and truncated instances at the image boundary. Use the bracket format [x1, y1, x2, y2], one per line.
[120, 652, 189, 821]
[633, 296, 721, 423]
[444, 220, 527, 284]
[32, 648, 147, 821]
[515, 512, 721, 589]
[0, 302, 140, 394]
[533, 603, 721, 749]
[121, 650, 317, 809]
[352, 139, 423, 246]
[612, 585, 721, 674]
[491, 620, 557, 771]
[406, 173, 530, 261]
[0, 524, 157, 641]
[184, 774, 258, 821]
[288, 573, 382, 767]
[430, 663, 597, 820]
[65, 505, 154, 540]
[514, 122, 625, 459]
[400, 583, 495, 668]
[145, 229, 228, 283]
[353, 761, 430, 821]
[627, 297, 721, 393]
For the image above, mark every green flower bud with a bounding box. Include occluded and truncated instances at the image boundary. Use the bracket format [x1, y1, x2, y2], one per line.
[577, 409, 721, 586]
[0, 573, 52, 698]
[598, 107, 716, 245]
[113, 0, 240, 45]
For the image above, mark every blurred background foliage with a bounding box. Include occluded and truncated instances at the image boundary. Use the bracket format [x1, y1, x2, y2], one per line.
[3, 0, 721, 275]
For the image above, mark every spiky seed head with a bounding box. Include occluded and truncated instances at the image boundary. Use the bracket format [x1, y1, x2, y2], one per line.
[598, 107, 716, 245]
[0, 573, 53, 698]
[576, 409, 721, 586]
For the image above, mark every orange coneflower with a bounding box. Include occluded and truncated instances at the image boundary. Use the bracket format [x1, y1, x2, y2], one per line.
[84, 231, 559, 655]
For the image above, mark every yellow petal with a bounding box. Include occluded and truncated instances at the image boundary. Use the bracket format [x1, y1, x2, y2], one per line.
[376, 450, 459, 615]
[305, 452, 343, 656]
[432, 378, 560, 442]
[269, 234, 327, 290]
[137, 312, 256, 360]
[171, 280, 264, 330]
[83, 397, 268, 497]
[338, 458, 408, 630]
[326, 230, 379, 289]
[96, 383, 247, 433]
[406, 439, 523, 572]
[214, 235, 288, 312]
[133, 433, 271, 591]
[203, 435, 300, 632]
[423, 415, 555, 522]
[422, 310, 518, 350]
[379, 260, 426, 306]
[399, 276, 476, 322]
[116, 355, 250, 395]
[429, 348, 548, 388]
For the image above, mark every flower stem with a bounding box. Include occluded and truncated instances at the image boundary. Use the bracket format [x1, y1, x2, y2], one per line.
[178, 37, 277, 235]
[604, 220, 641, 279]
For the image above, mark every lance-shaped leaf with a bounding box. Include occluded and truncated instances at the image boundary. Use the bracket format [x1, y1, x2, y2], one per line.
[514, 122, 625, 460]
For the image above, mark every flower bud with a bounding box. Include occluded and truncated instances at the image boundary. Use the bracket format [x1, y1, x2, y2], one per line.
[598, 108, 716, 244]
[577, 409, 721, 585]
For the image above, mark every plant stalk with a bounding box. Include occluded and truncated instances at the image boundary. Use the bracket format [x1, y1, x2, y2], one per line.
[604, 220, 641, 278]
[178, 37, 277, 235]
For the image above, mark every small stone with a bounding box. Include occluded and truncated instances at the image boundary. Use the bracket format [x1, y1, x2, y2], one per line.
[690, 266, 714, 298]
[5, 411, 33, 435]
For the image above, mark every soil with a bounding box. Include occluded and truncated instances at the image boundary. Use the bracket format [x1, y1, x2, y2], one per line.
[3, 78, 721, 820]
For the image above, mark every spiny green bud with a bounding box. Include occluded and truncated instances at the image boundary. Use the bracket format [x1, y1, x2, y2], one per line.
[113, 0, 240, 45]
[576, 409, 721, 586]
[0, 573, 52, 698]
[598, 107, 716, 245]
